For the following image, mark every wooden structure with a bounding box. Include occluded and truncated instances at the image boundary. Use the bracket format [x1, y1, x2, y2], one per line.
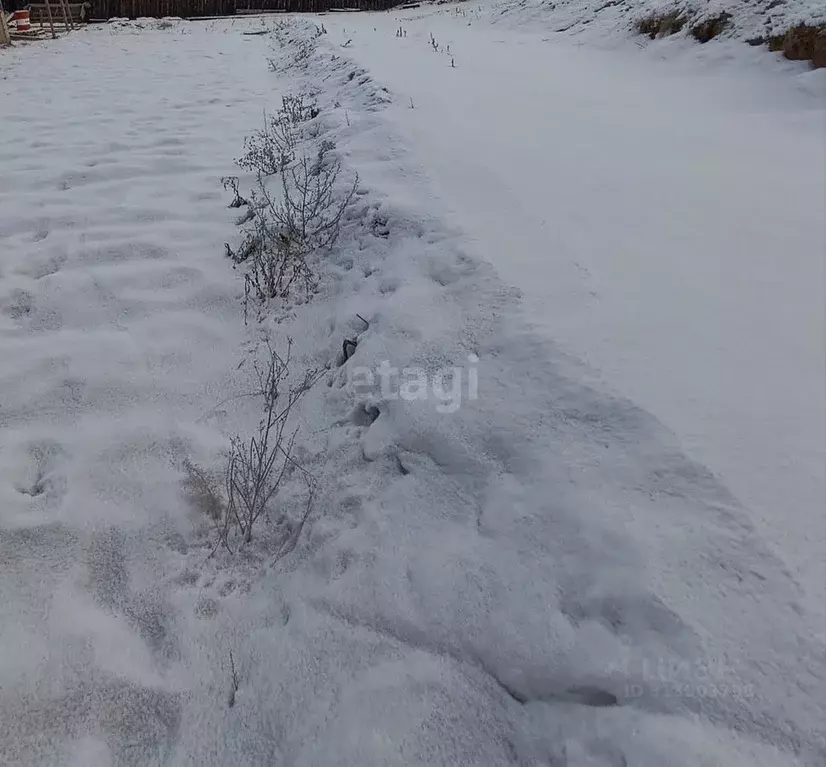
[2, 0, 403, 28]
[235, 0, 388, 11]
[1, 0, 81, 39]
[1, 9, 10, 45]
[28, 1, 86, 24]
[92, 0, 231, 16]
[22, 0, 77, 37]
[89, 0, 399, 18]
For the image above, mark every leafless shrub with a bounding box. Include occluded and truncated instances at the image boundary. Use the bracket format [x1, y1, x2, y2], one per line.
[280, 93, 320, 125]
[242, 218, 317, 312]
[228, 92, 357, 311]
[236, 111, 297, 177]
[235, 96, 320, 178]
[239, 141, 359, 310]
[225, 232, 262, 265]
[181, 458, 224, 523]
[272, 143, 357, 253]
[219, 340, 319, 553]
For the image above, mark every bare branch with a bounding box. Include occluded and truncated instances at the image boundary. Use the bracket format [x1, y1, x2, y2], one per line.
[218, 341, 317, 551]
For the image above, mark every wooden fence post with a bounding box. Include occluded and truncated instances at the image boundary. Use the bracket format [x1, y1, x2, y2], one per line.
[0, 0, 11, 45]
[44, 0, 57, 38]
[59, 0, 75, 29]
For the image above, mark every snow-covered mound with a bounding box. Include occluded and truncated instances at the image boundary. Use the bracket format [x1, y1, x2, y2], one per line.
[489, 0, 826, 62]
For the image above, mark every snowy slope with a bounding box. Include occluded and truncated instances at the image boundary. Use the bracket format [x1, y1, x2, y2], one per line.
[487, 0, 826, 49]
[1, 14, 825, 767]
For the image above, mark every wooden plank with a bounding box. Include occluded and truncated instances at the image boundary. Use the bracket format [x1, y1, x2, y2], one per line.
[58, 0, 74, 29]
[1, 11, 11, 46]
[44, 0, 57, 38]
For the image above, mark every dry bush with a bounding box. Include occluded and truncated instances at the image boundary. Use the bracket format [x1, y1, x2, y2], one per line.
[769, 24, 826, 69]
[231, 138, 358, 312]
[222, 176, 249, 209]
[181, 459, 224, 523]
[280, 93, 320, 124]
[241, 216, 317, 309]
[269, 142, 357, 254]
[236, 113, 297, 177]
[219, 340, 320, 554]
[226, 86, 357, 319]
[636, 10, 687, 39]
[181, 342, 320, 557]
[690, 13, 731, 43]
[236, 95, 317, 178]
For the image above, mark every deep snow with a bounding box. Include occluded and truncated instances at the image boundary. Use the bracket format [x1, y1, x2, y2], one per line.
[321, 3, 826, 622]
[1, 10, 825, 767]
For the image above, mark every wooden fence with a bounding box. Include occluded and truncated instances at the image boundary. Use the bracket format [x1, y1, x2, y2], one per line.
[90, 0, 399, 18]
[92, 0, 232, 17]
[236, 0, 377, 11]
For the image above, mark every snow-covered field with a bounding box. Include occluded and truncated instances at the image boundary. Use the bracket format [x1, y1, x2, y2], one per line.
[325, 2, 826, 621]
[1, 8, 824, 767]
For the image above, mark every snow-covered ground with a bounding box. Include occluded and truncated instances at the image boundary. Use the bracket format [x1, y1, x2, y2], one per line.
[324, 3, 826, 620]
[488, 0, 826, 48]
[1, 9, 824, 767]
[0, 20, 282, 764]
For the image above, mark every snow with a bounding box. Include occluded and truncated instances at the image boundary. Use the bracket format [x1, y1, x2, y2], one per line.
[321, 3, 826, 622]
[487, 0, 826, 45]
[1, 10, 825, 767]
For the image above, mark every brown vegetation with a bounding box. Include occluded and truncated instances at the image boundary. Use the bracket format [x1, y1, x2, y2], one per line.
[768, 24, 826, 69]
[690, 13, 731, 43]
[634, 8, 825, 69]
[636, 10, 687, 39]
